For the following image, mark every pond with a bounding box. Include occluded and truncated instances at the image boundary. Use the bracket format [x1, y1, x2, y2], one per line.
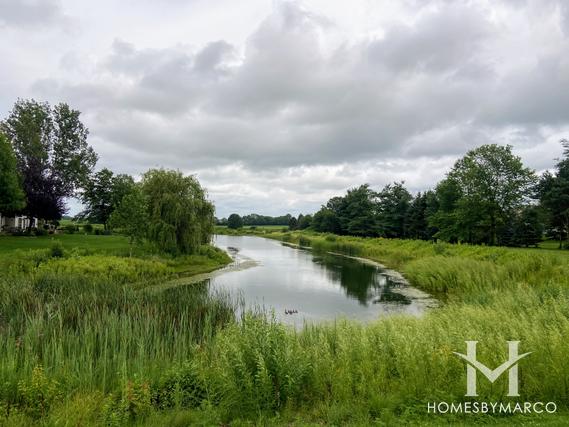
[206, 235, 437, 326]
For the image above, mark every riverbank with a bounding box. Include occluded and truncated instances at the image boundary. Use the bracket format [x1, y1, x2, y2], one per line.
[208, 229, 569, 423]
[2, 232, 569, 425]
[216, 228, 569, 298]
[0, 234, 233, 286]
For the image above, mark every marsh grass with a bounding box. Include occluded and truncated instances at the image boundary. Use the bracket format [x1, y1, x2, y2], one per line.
[2, 232, 569, 425]
[0, 274, 236, 406]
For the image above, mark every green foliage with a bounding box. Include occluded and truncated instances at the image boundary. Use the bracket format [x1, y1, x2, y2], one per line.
[376, 182, 412, 238]
[1, 231, 569, 424]
[444, 144, 536, 245]
[33, 227, 48, 237]
[312, 206, 341, 234]
[288, 215, 298, 230]
[0, 133, 26, 214]
[17, 366, 62, 419]
[305, 144, 547, 248]
[1, 99, 97, 221]
[511, 205, 544, 247]
[103, 377, 152, 425]
[429, 177, 463, 242]
[312, 183, 412, 238]
[297, 213, 312, 230]
[0, 238, 234, 419]
[64, 224, 78, 234]
[142, 169, 214, 254]
[0, 234, 131, 256]
[234, 213, 293, 227]
[538, 139, 569, 248]
[49, 241, 65, 258]
[227, 213, 243, 229]
[79, 168, 136, 228]
[109, 185, 149, 249]
[406, 191, 437, 240]
[151, 362, 207, 410]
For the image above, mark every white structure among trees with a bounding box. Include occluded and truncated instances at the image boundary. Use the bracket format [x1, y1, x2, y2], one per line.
[0, 213, 36, 231]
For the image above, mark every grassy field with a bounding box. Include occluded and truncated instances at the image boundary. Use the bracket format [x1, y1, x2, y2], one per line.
[0, 234, 129, 254]
[1, 231, 569, 425]
[538, 239, 568, 250]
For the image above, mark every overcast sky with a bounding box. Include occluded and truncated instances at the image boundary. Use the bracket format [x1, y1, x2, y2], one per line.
[1, 0, 568, 217]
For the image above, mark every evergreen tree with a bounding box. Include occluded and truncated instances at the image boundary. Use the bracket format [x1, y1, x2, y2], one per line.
[538, 140, 569, 248]
[377, 182, 412, 238]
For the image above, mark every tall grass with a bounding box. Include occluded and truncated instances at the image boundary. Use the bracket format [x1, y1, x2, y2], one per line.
[0, 274, 236, 403]
[274, 232, 569, 297]
[197, 292, 569, 422]
[2, 232, 569, 425]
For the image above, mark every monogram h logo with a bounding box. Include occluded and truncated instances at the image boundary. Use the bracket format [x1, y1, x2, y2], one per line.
[453, 341, 531, 397]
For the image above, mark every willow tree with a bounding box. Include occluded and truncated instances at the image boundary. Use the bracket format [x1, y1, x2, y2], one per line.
[142, 169, 214, 254]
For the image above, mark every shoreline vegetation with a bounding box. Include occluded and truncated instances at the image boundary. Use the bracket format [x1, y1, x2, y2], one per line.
[1, 109, 569, 424]
[2, 229, 568, 425]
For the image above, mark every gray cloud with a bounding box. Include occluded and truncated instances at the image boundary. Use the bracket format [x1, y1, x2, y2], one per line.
[368, 4, 493, 73]
[4, 0, 569, 215]
[0, 0, 67, 28]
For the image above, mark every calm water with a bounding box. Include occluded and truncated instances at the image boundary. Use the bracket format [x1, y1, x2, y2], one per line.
[208, 235, 436, 326]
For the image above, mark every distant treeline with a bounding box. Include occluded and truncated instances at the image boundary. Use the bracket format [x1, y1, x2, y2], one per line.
[312, 143, 569, 248]
[217, 213, 309, 228]
[223, 142, 569, 249]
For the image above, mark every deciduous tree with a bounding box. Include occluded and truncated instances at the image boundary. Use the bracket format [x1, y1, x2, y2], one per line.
[79, 168, 135, 228]
[227, 213, 243, 229]
[446, 144, 535, 245]
[109, 186, 149, 255]
[1, 99, 97, 222]
[0, 133, 26, 214]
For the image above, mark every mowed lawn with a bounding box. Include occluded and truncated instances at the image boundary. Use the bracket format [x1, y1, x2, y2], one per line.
[0, 233, 130, 255]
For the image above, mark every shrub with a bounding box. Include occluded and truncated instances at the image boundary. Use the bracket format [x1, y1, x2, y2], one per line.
[83, 224, 94, 233]
[152, 362, 207, 410]
[64, 225, 78, 234]
[17, 366, 62, 419]
[433, 242, 447, 255]
[50, 241, 65, 258]
[34, 228, 48, 237]
[9, 227, 30, 236]
[103, 377, 152, 425]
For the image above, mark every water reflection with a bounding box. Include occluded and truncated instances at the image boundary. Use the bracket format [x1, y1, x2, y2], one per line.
[310, 253, 411, 306]
[205, 235, 434, 326]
